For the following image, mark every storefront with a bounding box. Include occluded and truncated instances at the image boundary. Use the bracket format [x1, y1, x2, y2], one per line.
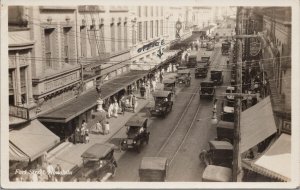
[38, 70, 149, 140]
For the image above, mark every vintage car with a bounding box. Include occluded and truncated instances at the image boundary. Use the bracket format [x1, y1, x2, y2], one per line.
[225, 86, 236, 101]
[150, 91, 173, 117]
[221, 99, 235, 122]
[187, 54, 197, 68]
[176, 69, 191, 87]
[195, 65, 208, 78]
[177, 65, 188, 70]
[216, 120, 234, 144]
[163, 79, 176, 95]
[206, 42, 215, 51]
[199, 81, 215, 100]
[210, 69, 224, 85]
[121, 116, 150, 153]
[199, 140, 233, 168]
[201, 55, 211, 65]
[202, 165, 232, 182]
[80, 143, 117, 181]
[139, 157, 168, 182]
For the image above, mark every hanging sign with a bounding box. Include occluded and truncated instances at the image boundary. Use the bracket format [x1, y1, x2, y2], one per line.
[137, 39, 165, 53]
[249, 38, 261, 56]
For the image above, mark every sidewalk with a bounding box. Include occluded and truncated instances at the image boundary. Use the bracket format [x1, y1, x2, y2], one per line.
[48, 71, 177, 174]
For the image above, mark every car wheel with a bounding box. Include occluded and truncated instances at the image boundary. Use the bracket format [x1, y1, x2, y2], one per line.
[111, 165, 116, 177]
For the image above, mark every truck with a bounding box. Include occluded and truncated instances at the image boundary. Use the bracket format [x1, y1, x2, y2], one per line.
[221, 42, 230, 55]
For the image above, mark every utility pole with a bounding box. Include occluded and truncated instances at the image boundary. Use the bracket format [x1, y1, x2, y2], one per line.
[232, 6, 243, 182]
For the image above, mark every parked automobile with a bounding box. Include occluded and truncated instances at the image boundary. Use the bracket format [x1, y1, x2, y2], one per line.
[210, 69, 224, 85]
[216, 120, 234, 144]
[202, 165, 232, 182]
[139, 157, 168, 182]
[221, 100, 235, 122]
[199, 81, 215, 100]
[121, 116, 150, 153]
[199, 140, 233, 168]
[163, 79, 176, 95]
[150, 91, 173, 117]
[81, 143, 117, 181]
[176, 69, 191, 87]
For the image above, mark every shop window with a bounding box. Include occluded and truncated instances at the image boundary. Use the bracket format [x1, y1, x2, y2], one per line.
[44, 28, 54, 69]
[80, 26, 87, 57]
[63, 27, 71, 63]
[138, 22, 142, 42]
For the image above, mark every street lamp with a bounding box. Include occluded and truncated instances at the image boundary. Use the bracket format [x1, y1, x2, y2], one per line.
[211, 98, 218, 125]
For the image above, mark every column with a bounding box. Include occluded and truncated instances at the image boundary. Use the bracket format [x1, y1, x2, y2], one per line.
[27, 51, 34, 105]
[15, 52, 22, 106]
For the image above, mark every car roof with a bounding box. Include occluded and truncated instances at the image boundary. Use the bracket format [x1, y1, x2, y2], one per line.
[201, 81, 214, 85]
[226, 86, 235, 90]
[209, 140, 233, 150]
[202, 165, 232, 182]
[139, 157, 168, 170]
[178, 69, 191, 74]
[223, 106, 234, 113]
[216, 120, 234, 129]
[163, 79, 176, 83]
[211, 69, 223, 72]
[125, 116, 148, 127]
[81, 143, 115, 159]
[152, 90, 172, 97]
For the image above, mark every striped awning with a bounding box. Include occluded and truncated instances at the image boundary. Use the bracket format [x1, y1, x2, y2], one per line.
[9, 142, 30, 162]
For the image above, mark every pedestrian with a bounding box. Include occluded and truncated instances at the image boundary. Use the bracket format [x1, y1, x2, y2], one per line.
[140, 83, 146, 98]
[46, 162, 55, 181]
[120, 96, 126, 115]
[132, 94, 138, 113]
[107, 103, 113, 118]
[55, 164, 63, 182]
[81, 120, 87, 143]
[152, 79, 157, 91]
[74, 127, 80, 144]
[96, 84, 101, 97]
[159, 73, 164, 84]
[104, 121, 110, 135]
[85, 130, 90, 143]
[95, 121, 102, 134]
[112, 102, 119, 118]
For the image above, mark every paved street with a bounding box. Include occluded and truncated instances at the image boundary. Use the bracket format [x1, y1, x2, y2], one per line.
[109, 39, 233, 182]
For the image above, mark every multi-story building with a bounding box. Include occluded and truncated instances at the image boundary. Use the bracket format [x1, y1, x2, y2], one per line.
[192, 7, 214, 29]
[236, 6, 292, 182]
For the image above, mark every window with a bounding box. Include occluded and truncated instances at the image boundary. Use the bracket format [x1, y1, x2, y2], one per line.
[144, 21, 148, 40]
[99, 24, 105, 53]
[156, 20, 159, 37]
[160, 20, 163, 35]
[80, 26, 87, 57]
[44, 28, 54, 69]
[117, 22, 122, 51]
[151, 6, 153, 16]
[145, 6, 148, 17]
[156, 6, 158, 16]
[138, 6, 141, 17]
[124, 22, 128, 49]
[63, 27, 71, 63]
[161, 7, 163, 16]
[89, 25, 97, 56]
[150, 21, 154, 38]
[132, 24, 136, 45]
[138, 22, 142, 42]
[111, 23, 115, 52]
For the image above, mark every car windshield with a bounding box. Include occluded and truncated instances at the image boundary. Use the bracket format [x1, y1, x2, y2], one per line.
[127, 126, 140, 134]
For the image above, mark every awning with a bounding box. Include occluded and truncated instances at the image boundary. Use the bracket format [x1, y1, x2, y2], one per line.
[38, 70, 149, 123]
[242, 134, 291, 181]
[9, 119, 60, 162]
[9, 33, 35, 50]
[240, 96, 277, 153]
[253, 133, 291, 181]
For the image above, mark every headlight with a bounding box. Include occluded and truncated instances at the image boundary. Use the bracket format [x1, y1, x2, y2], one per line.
[123, 140, 127, 144]
[133, 141, 136, 144]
